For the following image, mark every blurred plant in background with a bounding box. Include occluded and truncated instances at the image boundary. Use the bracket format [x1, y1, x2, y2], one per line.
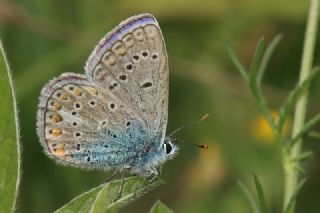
[1, 0, 320, 212]
[251, 110, 292, 144]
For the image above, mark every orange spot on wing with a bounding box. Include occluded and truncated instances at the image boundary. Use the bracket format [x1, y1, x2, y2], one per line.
[50, 128, 62, 139]
[54, 148, 65, 156]
[50, 102, 61, 111]
[59, 93, 68, 100]
[82, 86, 98, 96]
[74, 88, 83, 96]
[51, 114, 62, 123]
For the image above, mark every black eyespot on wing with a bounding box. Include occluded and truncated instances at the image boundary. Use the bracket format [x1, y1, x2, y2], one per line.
[126, 64, 133, 70]
[133, 55, 139, 60]
[141, 82, 152, 88]
[109, 83, 118, 90]
[119, 75, 127, 81]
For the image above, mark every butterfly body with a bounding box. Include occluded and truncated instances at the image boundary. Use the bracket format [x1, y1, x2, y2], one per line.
[37, 14, 177, 177]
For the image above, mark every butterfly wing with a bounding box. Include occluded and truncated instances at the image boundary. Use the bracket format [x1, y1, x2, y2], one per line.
[37, 14, 169, 170]
[37, 73, 150, 168]
[85, 13, 168, 142]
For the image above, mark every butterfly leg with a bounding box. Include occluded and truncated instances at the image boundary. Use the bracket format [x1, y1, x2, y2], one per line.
[114, 172, 125, 202]
[105, 169, 118, 183]
[132, 178, 141, 199]
[133, 175, 154, 199]
[146, 174, 158, 183]
[141, 166, 159, 185]
[148, 165, 159, 182]
[158, 166, 163, 177]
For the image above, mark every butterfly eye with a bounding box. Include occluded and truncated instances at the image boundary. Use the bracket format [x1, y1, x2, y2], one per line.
[163, 142, 173, 155]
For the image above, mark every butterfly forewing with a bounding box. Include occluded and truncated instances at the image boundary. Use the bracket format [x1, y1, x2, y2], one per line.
[85, 14, 168, 140]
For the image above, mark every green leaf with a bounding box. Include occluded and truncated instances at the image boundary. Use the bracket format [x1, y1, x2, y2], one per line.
[307, 131, 320, 139]
[149, 200, 174, 213]
[290, 112, 320, 146]
[224, 42, 249, 83]
[258, 34, 283, 85]
[283, 178, 307, 213]
[237, 180, 260, 213]
[248, 38, 277, 136]
[55, 176, 164, 213]
[291, 151, 313, 162]
[279, 67, 319, 131]
[253, 174, 268, 213]
[249, 37, 265, 91]
[0, 41, 21, 212]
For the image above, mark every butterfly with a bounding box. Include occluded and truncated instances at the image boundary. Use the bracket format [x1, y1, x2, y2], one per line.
[36, 13, 178, 177]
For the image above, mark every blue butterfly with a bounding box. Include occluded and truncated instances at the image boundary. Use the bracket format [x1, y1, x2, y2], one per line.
[37, 14, 178, 178]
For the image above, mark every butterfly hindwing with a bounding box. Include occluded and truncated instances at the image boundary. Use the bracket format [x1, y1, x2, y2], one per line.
[37, 73, 150, 168]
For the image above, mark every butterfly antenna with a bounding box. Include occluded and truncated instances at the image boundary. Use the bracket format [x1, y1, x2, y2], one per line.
[169, 113, 209, 138]
[173, 138, 209, 149]
[169, 113, 209, 149]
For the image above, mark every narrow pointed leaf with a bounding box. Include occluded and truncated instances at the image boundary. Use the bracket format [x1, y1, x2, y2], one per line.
[55, 176, 164, 213]
[291, 151, 313, 162]
[253, 174, 268, 213]
[307, 131, 320, 139]
[224, 42, 249, 83]
[149, 200, 174, 213]
[258, 34, 283, 85]
[249, 37, 265, 91]
[248, 38, 277, 135]
[279, 67, 319, 130]
[0, 41, 21, 212]
[237, 180, 260, 213]
[290, 112, 320, 146]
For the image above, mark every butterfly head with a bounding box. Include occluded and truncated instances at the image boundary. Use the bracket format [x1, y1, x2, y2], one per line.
[162, 137, 178, 157]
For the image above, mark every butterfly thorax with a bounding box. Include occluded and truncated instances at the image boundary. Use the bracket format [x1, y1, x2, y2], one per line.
[128, 137, 177, 177]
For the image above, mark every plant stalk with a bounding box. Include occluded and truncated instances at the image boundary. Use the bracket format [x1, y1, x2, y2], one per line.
[282, 0, 319, 212]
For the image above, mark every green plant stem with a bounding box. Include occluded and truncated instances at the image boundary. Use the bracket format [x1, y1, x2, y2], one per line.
[282, 0, 319, 212]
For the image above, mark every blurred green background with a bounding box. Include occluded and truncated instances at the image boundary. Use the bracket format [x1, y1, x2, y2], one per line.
[1, 0, 320, 212]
